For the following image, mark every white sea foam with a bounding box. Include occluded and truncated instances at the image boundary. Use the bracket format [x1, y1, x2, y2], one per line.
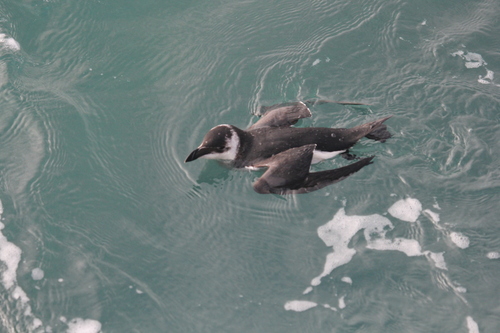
[32, 267, 45, 280]
[284, 300, 318, 312]
[289, 197, 471, 317]
[478, 69, 494, 84]
[452, 50, 487, 68]
[66, 318, 102, 333]
[486, 251, 499, 259]
[33, 318, 43, 329]
[341, 276, 352, 284]
[12, 285, 30, 302]
[0, 199, 102, 332]
[464, 56, 485, 68]
[449, 232, 470, 249]
[322, 303, 337, 311]
[433, 201, 441, 210]
[313, 209, 394, 286]
[0, 229, 22, 289]
[312, 208, 390, 286]
[0, 33, 20, 51]
[312, 206, 450, 287]
[388, 198, 422, 222]
[466, 316, 480, 333]
[302, 286, 313, 294]
[367, 238, 423, 256]
[423, 209, 440, 223]
[452, 50, 499, 86]
[426, 251, 447, 270]
[338, 296, 346, 309]
[0, 199, 45, 329]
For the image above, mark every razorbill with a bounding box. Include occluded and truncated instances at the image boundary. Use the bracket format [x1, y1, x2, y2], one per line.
[185, 102, 391, 194]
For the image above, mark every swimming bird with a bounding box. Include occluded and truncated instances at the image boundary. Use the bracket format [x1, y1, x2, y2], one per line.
[185, 102, 391, 194]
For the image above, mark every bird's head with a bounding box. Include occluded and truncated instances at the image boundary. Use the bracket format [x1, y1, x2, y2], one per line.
[185, 125, 240, 162]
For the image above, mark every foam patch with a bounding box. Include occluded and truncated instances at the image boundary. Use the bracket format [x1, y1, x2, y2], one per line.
[449, 232, 470, 249]
[32, 268, 44, 280]
[0, 33, 20, 51]
[311, 205, 455, 287]
[341, 276, 352, 284]
[312, 208, 438, 286]
[0, 199, 44, 328]
[0, 199, 102, 332]
[312, 208, 391, 286]
[0, 227, 22, 289]
[284, 300, 318, 312]
[322, 303, 337, 311]
[287, 197, 472, 316]
[486, 251, 499, 259]
[67, 318, 102, 333]
[466, 316, 479, 333]
[452, 50, 487, 68]
[388, 198, 422, 222]
[423, 209, 440, 223]
[426, 252, 447, 270]
[367, 238, 423, 256]
[478, 69, 494, 84]
[452, 49, 499, 87]
[338, 296, 346, 309]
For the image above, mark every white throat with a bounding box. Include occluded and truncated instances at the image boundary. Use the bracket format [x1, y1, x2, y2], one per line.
[200, 127, 240, 161]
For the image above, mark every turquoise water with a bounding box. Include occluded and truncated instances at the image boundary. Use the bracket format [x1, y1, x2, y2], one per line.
[1, 0, 499, 332]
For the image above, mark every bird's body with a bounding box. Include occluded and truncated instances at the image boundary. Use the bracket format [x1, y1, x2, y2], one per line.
[231, 125, 382, 168]
[185, 102, 392, 194]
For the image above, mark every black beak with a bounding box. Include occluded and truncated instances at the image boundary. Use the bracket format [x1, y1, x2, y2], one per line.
[185, 147, 212, 162]
[185, 148, 201, 162]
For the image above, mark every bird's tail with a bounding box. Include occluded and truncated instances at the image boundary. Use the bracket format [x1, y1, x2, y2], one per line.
[354, 116, 392, 143]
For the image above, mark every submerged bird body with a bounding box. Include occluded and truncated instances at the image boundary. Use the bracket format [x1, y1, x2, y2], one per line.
[185, 102, 392, 194]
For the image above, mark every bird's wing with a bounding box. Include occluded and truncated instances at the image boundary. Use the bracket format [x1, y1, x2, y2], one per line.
[285, 156, 375, 194]
[248, 102, 312, 130]
[252, 145, 315, 194]
[253, 145, 374, 195]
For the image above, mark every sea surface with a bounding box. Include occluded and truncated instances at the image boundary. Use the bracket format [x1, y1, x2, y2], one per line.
[0, 0, 499, 332]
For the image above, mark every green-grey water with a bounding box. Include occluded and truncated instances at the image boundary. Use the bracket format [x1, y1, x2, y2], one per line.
[1, 0, 499, 332]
